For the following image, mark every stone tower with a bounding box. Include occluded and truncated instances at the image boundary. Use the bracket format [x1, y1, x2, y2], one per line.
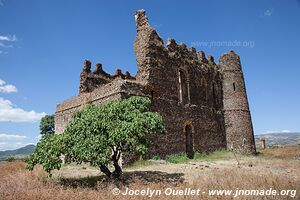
[219, 51, 256, 154]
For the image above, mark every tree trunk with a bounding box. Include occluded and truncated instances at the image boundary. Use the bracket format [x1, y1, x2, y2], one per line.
[112, 162, 122, 179]
[99, 165, 112, 179]
[112, 150, 122, 179]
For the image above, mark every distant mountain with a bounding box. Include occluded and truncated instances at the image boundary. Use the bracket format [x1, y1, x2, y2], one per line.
[255, 132, 300, 147]
[0, 144, 35, 162]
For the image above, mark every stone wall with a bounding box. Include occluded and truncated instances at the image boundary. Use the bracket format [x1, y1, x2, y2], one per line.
[55, 79, 144, 134]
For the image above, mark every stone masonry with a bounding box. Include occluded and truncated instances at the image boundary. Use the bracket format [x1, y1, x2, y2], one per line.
[55, 10, 256, 158]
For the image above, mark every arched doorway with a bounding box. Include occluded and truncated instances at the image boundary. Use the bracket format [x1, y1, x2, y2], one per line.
[185, 124, 194, 159]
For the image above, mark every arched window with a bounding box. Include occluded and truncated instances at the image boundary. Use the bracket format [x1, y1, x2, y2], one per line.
[200, 78, 206, 102]
[212, 82, 217, 106]
[212, 83, 216, 100]
[178, 70, 189, 104]
[242, 138, 246, 147]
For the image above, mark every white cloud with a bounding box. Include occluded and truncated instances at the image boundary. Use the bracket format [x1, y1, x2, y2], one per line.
[264, 10, 272, 16]
[0, 84, 17, 93]
[35, 135, 42, 140]
[265, 130, 275, 134]
[0, 97, 46, 122]
[0, 85, 18, 93]
[0, 42, 13, 48]
[261, 130, 292, 134]
[0, 79, 17, 93]
[0, 35, 17, 53]
[0, 35, 17, 42]
[0, 133, 30, 151]
[0, 142, 33, 151]
[0, 133, 27, 140]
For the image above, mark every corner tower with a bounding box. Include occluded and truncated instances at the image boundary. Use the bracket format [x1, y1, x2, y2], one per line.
[133, 10, 165, 83]
[219, 51, 256, 154]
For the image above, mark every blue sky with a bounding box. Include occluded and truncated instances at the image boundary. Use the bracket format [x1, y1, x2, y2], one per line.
[0, 0, 299, 150]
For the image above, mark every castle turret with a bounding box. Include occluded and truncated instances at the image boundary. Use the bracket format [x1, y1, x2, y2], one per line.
[79, 60, 93, 93]
[219, 51, 256, 154]
[134, 9, 165, 82]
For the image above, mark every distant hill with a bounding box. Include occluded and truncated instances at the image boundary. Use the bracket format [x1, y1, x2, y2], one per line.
[255, 132, 300, 147]
[0, 144, 35, 162]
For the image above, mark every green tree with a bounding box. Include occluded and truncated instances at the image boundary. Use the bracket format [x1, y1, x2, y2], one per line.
[26, 134, 63, 174]
[40, 115, 55, 135]
[27, 96, 165, 179]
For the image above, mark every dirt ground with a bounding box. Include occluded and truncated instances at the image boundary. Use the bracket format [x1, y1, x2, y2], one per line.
[1, 146, 300, 200]
[53, 147, 300, 183]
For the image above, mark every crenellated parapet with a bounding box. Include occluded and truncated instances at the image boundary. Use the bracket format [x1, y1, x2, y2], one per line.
[79, 61, 136, 94]
[93, 63, 110, 78]
[207, 55, 215, 65]
[134, 9, 224, 109]
[79, 60, 93, 93]
[197, 51, 208, 64]
[165, 38, 220, 71]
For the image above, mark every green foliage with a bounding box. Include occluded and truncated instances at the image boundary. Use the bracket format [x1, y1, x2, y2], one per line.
[166, 150, 231, 164]
[27, 96, 165, 179]
[152, 155, 161, 160]
[166, 153, 189, 164]
[5, 156, 28, 162]
[27, 134, 63, 176]
[40, 115, 55, 135]
[5, 156, 16, 162]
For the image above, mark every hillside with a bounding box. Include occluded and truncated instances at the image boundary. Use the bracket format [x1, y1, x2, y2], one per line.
[255, 132, 300, 147]
[0, 144, 35, 162]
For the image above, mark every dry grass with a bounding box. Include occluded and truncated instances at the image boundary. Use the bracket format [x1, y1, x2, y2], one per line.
[0, 146, 299, 200]
[259, 145, 300, 160]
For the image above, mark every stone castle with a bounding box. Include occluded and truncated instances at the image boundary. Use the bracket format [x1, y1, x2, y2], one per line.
[55, 10, 256, 158]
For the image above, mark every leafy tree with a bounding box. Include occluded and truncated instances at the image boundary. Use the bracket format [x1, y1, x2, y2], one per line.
[40, 115, 55, 135]
[27, 96, 165, 179]
[27, 134, 63, 174]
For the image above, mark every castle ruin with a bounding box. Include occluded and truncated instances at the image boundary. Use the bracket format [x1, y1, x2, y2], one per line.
[55, 10, 256, 158]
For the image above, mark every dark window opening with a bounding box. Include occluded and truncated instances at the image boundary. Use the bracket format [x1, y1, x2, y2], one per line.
[179, 70, 188, 104]
[233, 82, 236, 91]
[150, 91, 154, 99]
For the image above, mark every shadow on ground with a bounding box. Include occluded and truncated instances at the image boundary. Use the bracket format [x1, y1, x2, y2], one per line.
[58, 170, 184, 188]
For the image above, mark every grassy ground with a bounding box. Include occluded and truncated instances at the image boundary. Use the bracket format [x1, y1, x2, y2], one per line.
[165, 150, 232, 163]
[0, 146, 299, 200]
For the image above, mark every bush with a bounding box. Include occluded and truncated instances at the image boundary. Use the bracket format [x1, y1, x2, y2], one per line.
[5, 156, 16, 162]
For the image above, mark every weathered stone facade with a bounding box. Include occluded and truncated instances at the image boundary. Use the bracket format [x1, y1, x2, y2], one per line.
[55, 10, 256, 157]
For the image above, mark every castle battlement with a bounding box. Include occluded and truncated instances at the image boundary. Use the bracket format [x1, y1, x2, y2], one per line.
[79, 60, 136, 94]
